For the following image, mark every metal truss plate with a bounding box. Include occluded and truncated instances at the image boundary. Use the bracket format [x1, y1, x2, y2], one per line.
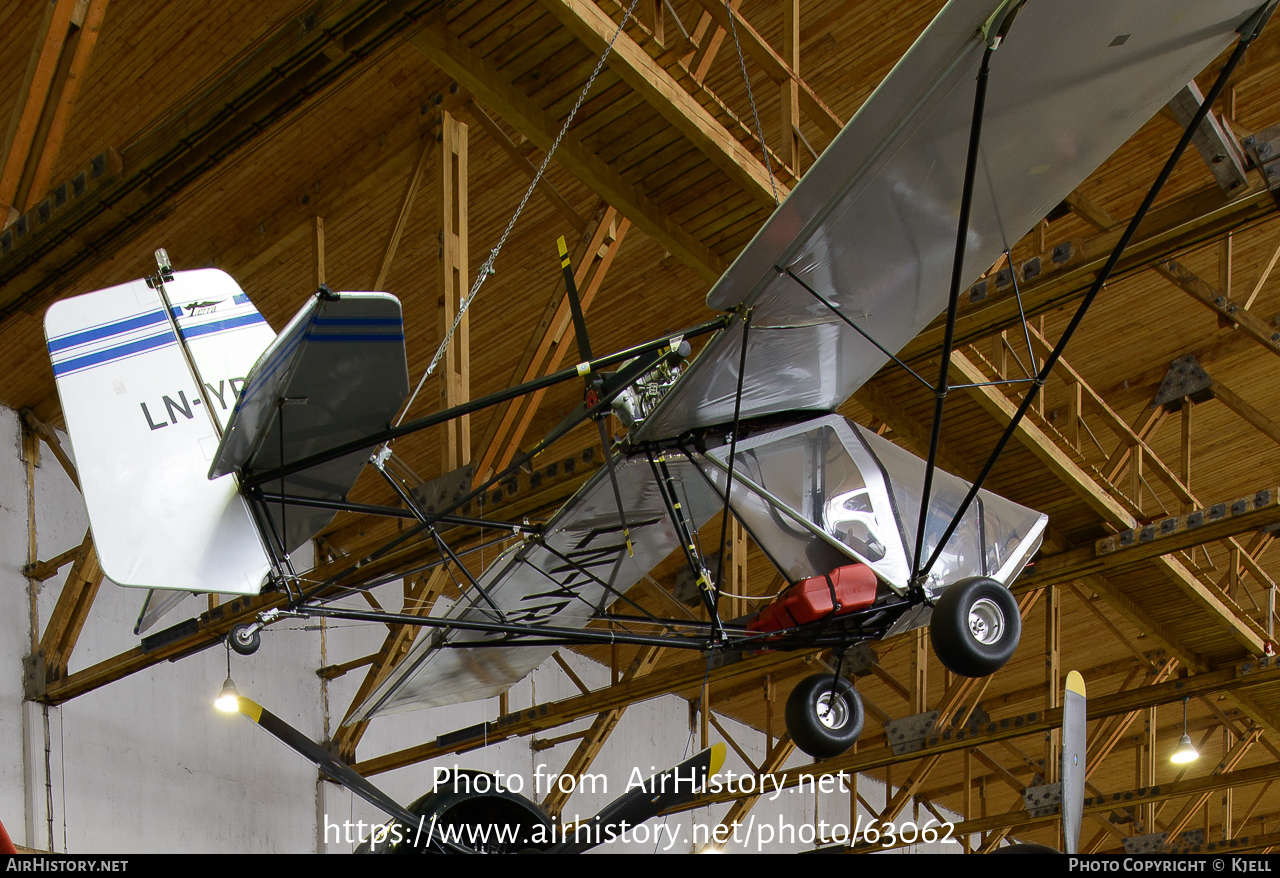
[885, 710, 939, 755]
[1022, 781, 1062, 818]
[1123, 829, 1205, 854]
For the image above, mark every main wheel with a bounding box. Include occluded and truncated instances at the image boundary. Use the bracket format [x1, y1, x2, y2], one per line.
[228, 623, 261, 656]
[930, 577, 1020, 677]
[785, 674, 864, 759]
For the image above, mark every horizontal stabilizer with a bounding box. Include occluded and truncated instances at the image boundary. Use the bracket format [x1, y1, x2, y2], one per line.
[211, 291, 409, 552]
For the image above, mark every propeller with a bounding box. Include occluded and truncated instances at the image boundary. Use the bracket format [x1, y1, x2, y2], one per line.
[231, 695, 420, 830]
[229, 688, 726, 853]
[557, 235, 634, 557]
[991, 669, 1085, 854]
[1061, 669, 1085, 854]
[546, 743, 726, 854]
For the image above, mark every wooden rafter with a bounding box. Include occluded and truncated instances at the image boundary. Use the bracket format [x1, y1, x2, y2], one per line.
[1156, 258, 1280, 360]
[332, 566, 451, 761]
[540, 645, 663, 816]
[472, 204, 629, 484]
[539, 0, 787, 208]
[409, 20, 725, 283]
[688, 0, 843, 139]
[0, 0, 444, 316]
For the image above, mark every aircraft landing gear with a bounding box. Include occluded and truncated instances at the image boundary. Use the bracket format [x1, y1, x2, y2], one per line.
[228, 622, 261, 656]
[929, 577, 1020, 678]
[785, 673, 864, 759]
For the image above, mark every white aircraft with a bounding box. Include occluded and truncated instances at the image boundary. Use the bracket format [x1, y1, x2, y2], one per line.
[45, 0, 1271, 759]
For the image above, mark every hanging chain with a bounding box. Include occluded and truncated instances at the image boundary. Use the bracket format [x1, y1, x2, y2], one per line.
[725, 0, 779, 206]
[399, 0, 644, 427]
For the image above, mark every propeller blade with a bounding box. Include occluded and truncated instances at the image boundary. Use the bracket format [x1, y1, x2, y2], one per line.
[1061, 670, 1086, 854]
[235, 696, 420, 830]
[557, 235, 595, 364]
[547, 743, 726, 854]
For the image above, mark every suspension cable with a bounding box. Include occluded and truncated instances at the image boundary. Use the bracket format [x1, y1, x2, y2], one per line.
[397, 0, 645, 427]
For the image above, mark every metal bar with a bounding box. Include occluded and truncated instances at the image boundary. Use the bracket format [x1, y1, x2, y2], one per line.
[712, 311, 751, 640]
[913, 44, 995, 583]
[254, 491, 538, 532]
[780, 267, 933, 392]
[242, 319, 727, 487]
[300, 604, 711, 650]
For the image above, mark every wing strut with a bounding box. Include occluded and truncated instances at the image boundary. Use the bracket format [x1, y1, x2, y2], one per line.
[911, 36, 1000, 586]
[919, 1, 1276, 580]
[710, 309, 752, 641]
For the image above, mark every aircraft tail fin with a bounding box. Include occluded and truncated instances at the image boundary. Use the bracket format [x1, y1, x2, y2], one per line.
[46, 268, 277, 595]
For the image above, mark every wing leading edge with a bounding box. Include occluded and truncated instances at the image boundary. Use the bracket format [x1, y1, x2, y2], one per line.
[634, 0, 1260, 442]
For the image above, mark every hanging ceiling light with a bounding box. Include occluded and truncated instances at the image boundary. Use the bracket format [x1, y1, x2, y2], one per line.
[1170, 696, 1198, 765]
[214, 638, 241, 713]
[215, 676, 241, 713]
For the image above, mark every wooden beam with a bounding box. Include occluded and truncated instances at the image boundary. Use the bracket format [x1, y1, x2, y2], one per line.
[1166, 81, 1249, 198]
[354, 648, 804, 775]
[459, 97, 586, 236]
[35, 529, 101, 683]
[373, 134, 432, 291]
[1155, 259, 1280, 359]
[541, 645, 663, 816]
[953, 350, 1267, 656]
[1213, 382, 1280, 448]
[312, 216, 326, 291]
[438, 110, 470, 471]
[0, 0, 442, 317]
[0, 0, 78, 218]
[858, 758, 1280, 853]
[950, 349, 1134, 526]
[688, 0, 842, 139]
[1161, 724, 1263, 839]
[19, 408, 77, 489]
[900, 182, 1280, 365]
[1022, 485, 1280, 588]
[539, 0, 787, 208]
[18, 0, 110, 214]
[1064, 189, 1115, 232]
[472, 207, 629, 483]
[408, 21, 724, 283]
[715, 735, 795, 833]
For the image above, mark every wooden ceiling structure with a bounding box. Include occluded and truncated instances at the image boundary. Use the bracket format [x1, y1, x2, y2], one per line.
[6, 0, 1280, 854]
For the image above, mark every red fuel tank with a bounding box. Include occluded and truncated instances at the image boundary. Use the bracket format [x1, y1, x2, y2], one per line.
[749, 563, 878, 634]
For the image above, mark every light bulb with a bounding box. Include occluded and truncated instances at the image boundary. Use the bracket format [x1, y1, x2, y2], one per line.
[1170, 733, 1198, 764]
[215, 676, 240, 713]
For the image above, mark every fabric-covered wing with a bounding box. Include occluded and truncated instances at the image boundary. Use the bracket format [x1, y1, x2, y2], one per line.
[351, 453, 721, 718]
[635, 0, 1259, 442]
[210, 291, 409, 552]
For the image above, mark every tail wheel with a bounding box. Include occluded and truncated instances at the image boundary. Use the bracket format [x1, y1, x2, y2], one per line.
[785, 673, 864, 759]
[929, 577, 1020, 678]
[228, 623, 261, 656]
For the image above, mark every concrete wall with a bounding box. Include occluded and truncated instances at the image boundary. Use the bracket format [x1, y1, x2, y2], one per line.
[0, 403, 965, 854]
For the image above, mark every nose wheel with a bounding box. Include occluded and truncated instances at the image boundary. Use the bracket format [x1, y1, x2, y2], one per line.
[785, 673, 865, 759]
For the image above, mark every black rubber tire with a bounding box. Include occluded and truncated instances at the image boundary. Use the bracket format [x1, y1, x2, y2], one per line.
[930, 577, 1020, 678]
[785, 674, 864, 759]
[228, 623, 261, 656]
